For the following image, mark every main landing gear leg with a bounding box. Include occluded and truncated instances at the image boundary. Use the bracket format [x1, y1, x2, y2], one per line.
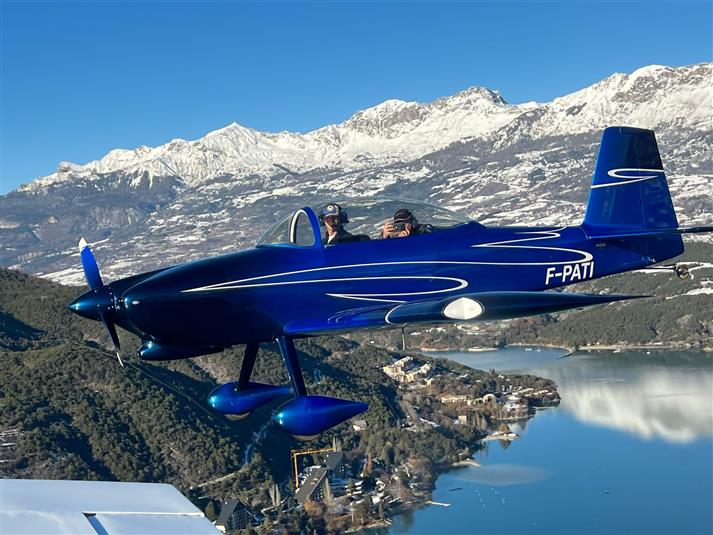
[207, 342, 291, 421]
[273, 335, 368, 440]
[277, 336, 307, 396]
[238, 342, 259, 389]
[222, 342, 261, 420]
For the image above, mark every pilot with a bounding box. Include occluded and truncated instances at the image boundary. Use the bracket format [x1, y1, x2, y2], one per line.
[381, 208, 432, 239]
[320, 203, 360, 245]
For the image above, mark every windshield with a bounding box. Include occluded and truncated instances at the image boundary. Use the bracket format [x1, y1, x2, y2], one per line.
[257, 209, 317, 247]
[257, 197, 471, 246]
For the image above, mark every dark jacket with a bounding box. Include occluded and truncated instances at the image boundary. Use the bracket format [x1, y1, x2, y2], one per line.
[322, 228, 362, 245]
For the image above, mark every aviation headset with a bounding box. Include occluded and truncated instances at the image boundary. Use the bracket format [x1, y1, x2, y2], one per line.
[318, 203, 349, 226]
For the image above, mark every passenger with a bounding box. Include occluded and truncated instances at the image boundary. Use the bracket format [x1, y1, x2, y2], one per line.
[319, 203, 361, 245]
[381, 209, 433, 238]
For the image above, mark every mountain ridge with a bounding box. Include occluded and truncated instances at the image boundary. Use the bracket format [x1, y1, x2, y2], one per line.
[17, 62, 710, 193]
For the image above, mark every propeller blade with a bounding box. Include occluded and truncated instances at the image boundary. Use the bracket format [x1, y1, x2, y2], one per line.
[79, 238, 103, 290]
[99, 310, 123, 367]
[75, 238, 123, 366]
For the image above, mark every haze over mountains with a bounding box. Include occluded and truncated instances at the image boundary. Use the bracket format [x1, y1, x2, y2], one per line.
[1, 62, 711, 284]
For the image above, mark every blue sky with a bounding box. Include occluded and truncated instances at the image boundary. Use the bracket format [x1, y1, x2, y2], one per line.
[1, 1, 711, 193]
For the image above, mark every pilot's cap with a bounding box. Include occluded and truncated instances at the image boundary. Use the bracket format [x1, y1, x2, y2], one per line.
[322, 204, 342, 218]
[319, 203, 349, 225]
[393, 209, 415, 224]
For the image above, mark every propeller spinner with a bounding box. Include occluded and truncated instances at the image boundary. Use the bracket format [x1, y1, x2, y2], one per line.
[68, 238, 124, 366]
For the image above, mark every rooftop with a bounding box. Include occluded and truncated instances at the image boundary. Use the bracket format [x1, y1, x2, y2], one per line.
[295, 468, 328, 505]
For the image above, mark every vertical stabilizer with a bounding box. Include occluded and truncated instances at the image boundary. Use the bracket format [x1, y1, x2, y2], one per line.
[582, 127, 683, 262]
[583, 127, 679, 234]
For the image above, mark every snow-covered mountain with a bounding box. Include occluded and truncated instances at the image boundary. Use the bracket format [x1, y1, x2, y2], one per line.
[19, 86, 527, 192]
[2, 62, 711, 284]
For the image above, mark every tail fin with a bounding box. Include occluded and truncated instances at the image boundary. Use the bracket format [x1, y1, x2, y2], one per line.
[583, 126, 679, 234]
[582, 127, 684, 262]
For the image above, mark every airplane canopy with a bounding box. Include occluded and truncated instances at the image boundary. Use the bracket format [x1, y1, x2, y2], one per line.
[257, 197, 471, 247]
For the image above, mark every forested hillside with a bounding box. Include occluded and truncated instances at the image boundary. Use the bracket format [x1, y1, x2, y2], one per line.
[0, 268, 499, 523]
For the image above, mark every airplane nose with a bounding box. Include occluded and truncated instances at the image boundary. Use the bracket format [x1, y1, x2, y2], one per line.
[120, 271, 242, 346]
[120, 279, 164, 332]
[68, 288, 112, 321]
[122, 292, 142, 309]
[122, 285, 151, 313]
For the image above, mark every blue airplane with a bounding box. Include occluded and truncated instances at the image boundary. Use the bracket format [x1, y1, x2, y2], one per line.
[69, 127, 712, 439]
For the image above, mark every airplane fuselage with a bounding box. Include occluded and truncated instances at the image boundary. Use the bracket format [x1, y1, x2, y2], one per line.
[109, 221, 677, 350]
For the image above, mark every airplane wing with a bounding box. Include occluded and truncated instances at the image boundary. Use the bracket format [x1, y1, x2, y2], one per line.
[285, 302, 394, 337]
[1, 479, 218, 534]
[284, 291, 644, 337]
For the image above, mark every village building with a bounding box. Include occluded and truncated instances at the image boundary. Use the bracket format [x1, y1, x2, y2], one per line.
[382, 356, 433, 384]
[352, 419, 368, 432]
[216, 500, 260, 533]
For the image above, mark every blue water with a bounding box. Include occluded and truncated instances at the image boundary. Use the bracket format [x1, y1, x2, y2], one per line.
[384, 348, 713, 535]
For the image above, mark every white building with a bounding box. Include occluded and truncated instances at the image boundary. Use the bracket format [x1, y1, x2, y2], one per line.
[352, 419, 368, 432]
[383, 357, 432, 384]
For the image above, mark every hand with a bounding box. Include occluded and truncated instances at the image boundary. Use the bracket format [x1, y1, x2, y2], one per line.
[382, 221, 396, 238]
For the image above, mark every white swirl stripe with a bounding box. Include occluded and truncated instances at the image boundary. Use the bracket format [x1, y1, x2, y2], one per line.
[592, 168, 664, 189]
[471, 227, 593, 264]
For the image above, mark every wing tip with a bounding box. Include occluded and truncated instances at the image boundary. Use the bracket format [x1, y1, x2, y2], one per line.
[78, 237, 89, 251]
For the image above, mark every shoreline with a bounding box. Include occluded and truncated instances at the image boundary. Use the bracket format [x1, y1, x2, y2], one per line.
[419, 344, 570, 354]
[450, 459, 481, 468]
[419, 346, 499, 353]
[576, 342, 712, 352]
[482, 432, 519, 442]
[421, 342, 710, 355]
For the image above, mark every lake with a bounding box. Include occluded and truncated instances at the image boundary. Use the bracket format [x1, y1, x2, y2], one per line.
[381, 347, 713, 535]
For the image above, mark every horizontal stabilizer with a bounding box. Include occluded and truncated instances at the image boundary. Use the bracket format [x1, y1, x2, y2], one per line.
[585, 226, 713, 240]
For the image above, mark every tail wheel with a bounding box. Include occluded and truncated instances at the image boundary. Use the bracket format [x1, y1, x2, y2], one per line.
[674, 264, 690, 280]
